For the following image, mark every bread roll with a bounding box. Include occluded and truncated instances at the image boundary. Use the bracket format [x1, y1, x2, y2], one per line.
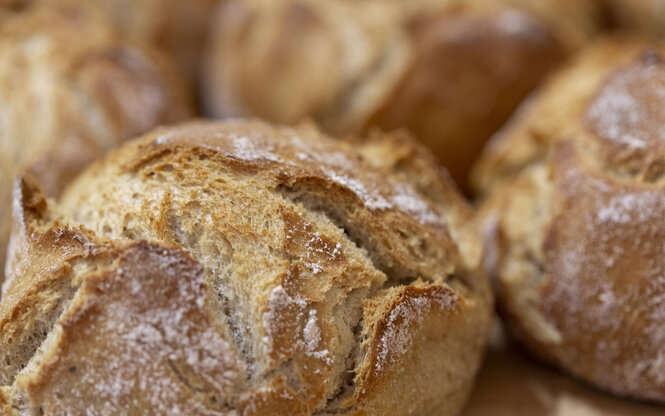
[202, 0, 602, 189]
[473, 37, 665, 402]
[0, 1, 192, 283]
[85, 0, 220, 84]
[606, 0, 665, 38]
[1, 0, 220, 83]
[0, 120, 491, 415]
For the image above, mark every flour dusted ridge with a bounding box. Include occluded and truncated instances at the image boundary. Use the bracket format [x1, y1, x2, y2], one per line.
[0, 120, 491, 415]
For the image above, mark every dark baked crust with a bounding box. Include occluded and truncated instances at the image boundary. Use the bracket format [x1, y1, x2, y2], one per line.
[365, 4, 567, 191]
[0, 120, 491, 415]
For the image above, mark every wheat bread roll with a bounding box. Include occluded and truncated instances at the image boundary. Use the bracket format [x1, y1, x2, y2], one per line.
[202, 0, 602, 189]
[0, 0, 192, 284]
[0, 120, 492, 415]
[1, 0, 220, 84]
[473, 37, 665, 402]
[85, 0, 220, 85]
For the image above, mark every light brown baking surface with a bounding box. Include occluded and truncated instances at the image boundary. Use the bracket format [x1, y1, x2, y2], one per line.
[464, 323, 665, 416]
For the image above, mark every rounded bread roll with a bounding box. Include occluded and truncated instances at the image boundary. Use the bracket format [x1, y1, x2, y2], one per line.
[0, 0, 192, 283]
[202, 0, 602, 188]
[473, 37, 665, 402]
[0, 120, 492, 415]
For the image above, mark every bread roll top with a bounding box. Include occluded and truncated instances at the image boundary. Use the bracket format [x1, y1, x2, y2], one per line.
[0, 120, 491, 415]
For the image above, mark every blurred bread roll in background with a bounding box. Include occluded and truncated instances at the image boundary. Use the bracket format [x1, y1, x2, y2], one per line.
[606, 0, 665, 38]
[84, 0, 220, 85]
[474, 37, 665, 402]
[202, 0, 603, 190]
[1, 0, 220, 84]
[0, 0, 192, 283]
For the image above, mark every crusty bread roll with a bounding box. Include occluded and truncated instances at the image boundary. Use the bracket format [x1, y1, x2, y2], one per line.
[85, 0, 220, 84]
[0, 1, 192, 283]
[0, 120, 492, 415]
[606, 0, 665, 38]
[473, 37, 665, 402]
[202, 0, 602, 189]
[1, 0, 220, 84]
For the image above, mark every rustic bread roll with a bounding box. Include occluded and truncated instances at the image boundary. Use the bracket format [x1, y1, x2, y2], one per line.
[1, 0, 220, 84]
[0, 120, 492, 415]
[606, 0, 665, 38]
[86, 0, 220, 84]
[473, 37, 665, 402]
[202, 0, 602, 189]
[0, 0, 192, 283]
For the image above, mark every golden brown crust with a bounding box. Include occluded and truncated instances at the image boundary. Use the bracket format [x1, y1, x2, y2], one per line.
[350, 281, 487, 416]
[1, 120, 491, 415]
[476, 37, 665, 402]
[202, 0, 602, 189]
[17, 242, 246, 414]
[0, 0, 192, 284]
[542, 143, 665, 400]
[0, 390, 12, 416]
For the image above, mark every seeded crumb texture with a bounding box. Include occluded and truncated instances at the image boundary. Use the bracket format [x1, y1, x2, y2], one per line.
[0, 120, 491, 415]
[201, 0, 603, 188]
[474, 37, 665, 402]
[0, 0, 193, 285]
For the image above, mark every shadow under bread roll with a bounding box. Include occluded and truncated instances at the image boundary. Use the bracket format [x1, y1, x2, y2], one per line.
[0, 120, 491, 415]
[202, 0, 603, 191]
[0, 0, 193, 285]
[473, 36, 665, 403]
